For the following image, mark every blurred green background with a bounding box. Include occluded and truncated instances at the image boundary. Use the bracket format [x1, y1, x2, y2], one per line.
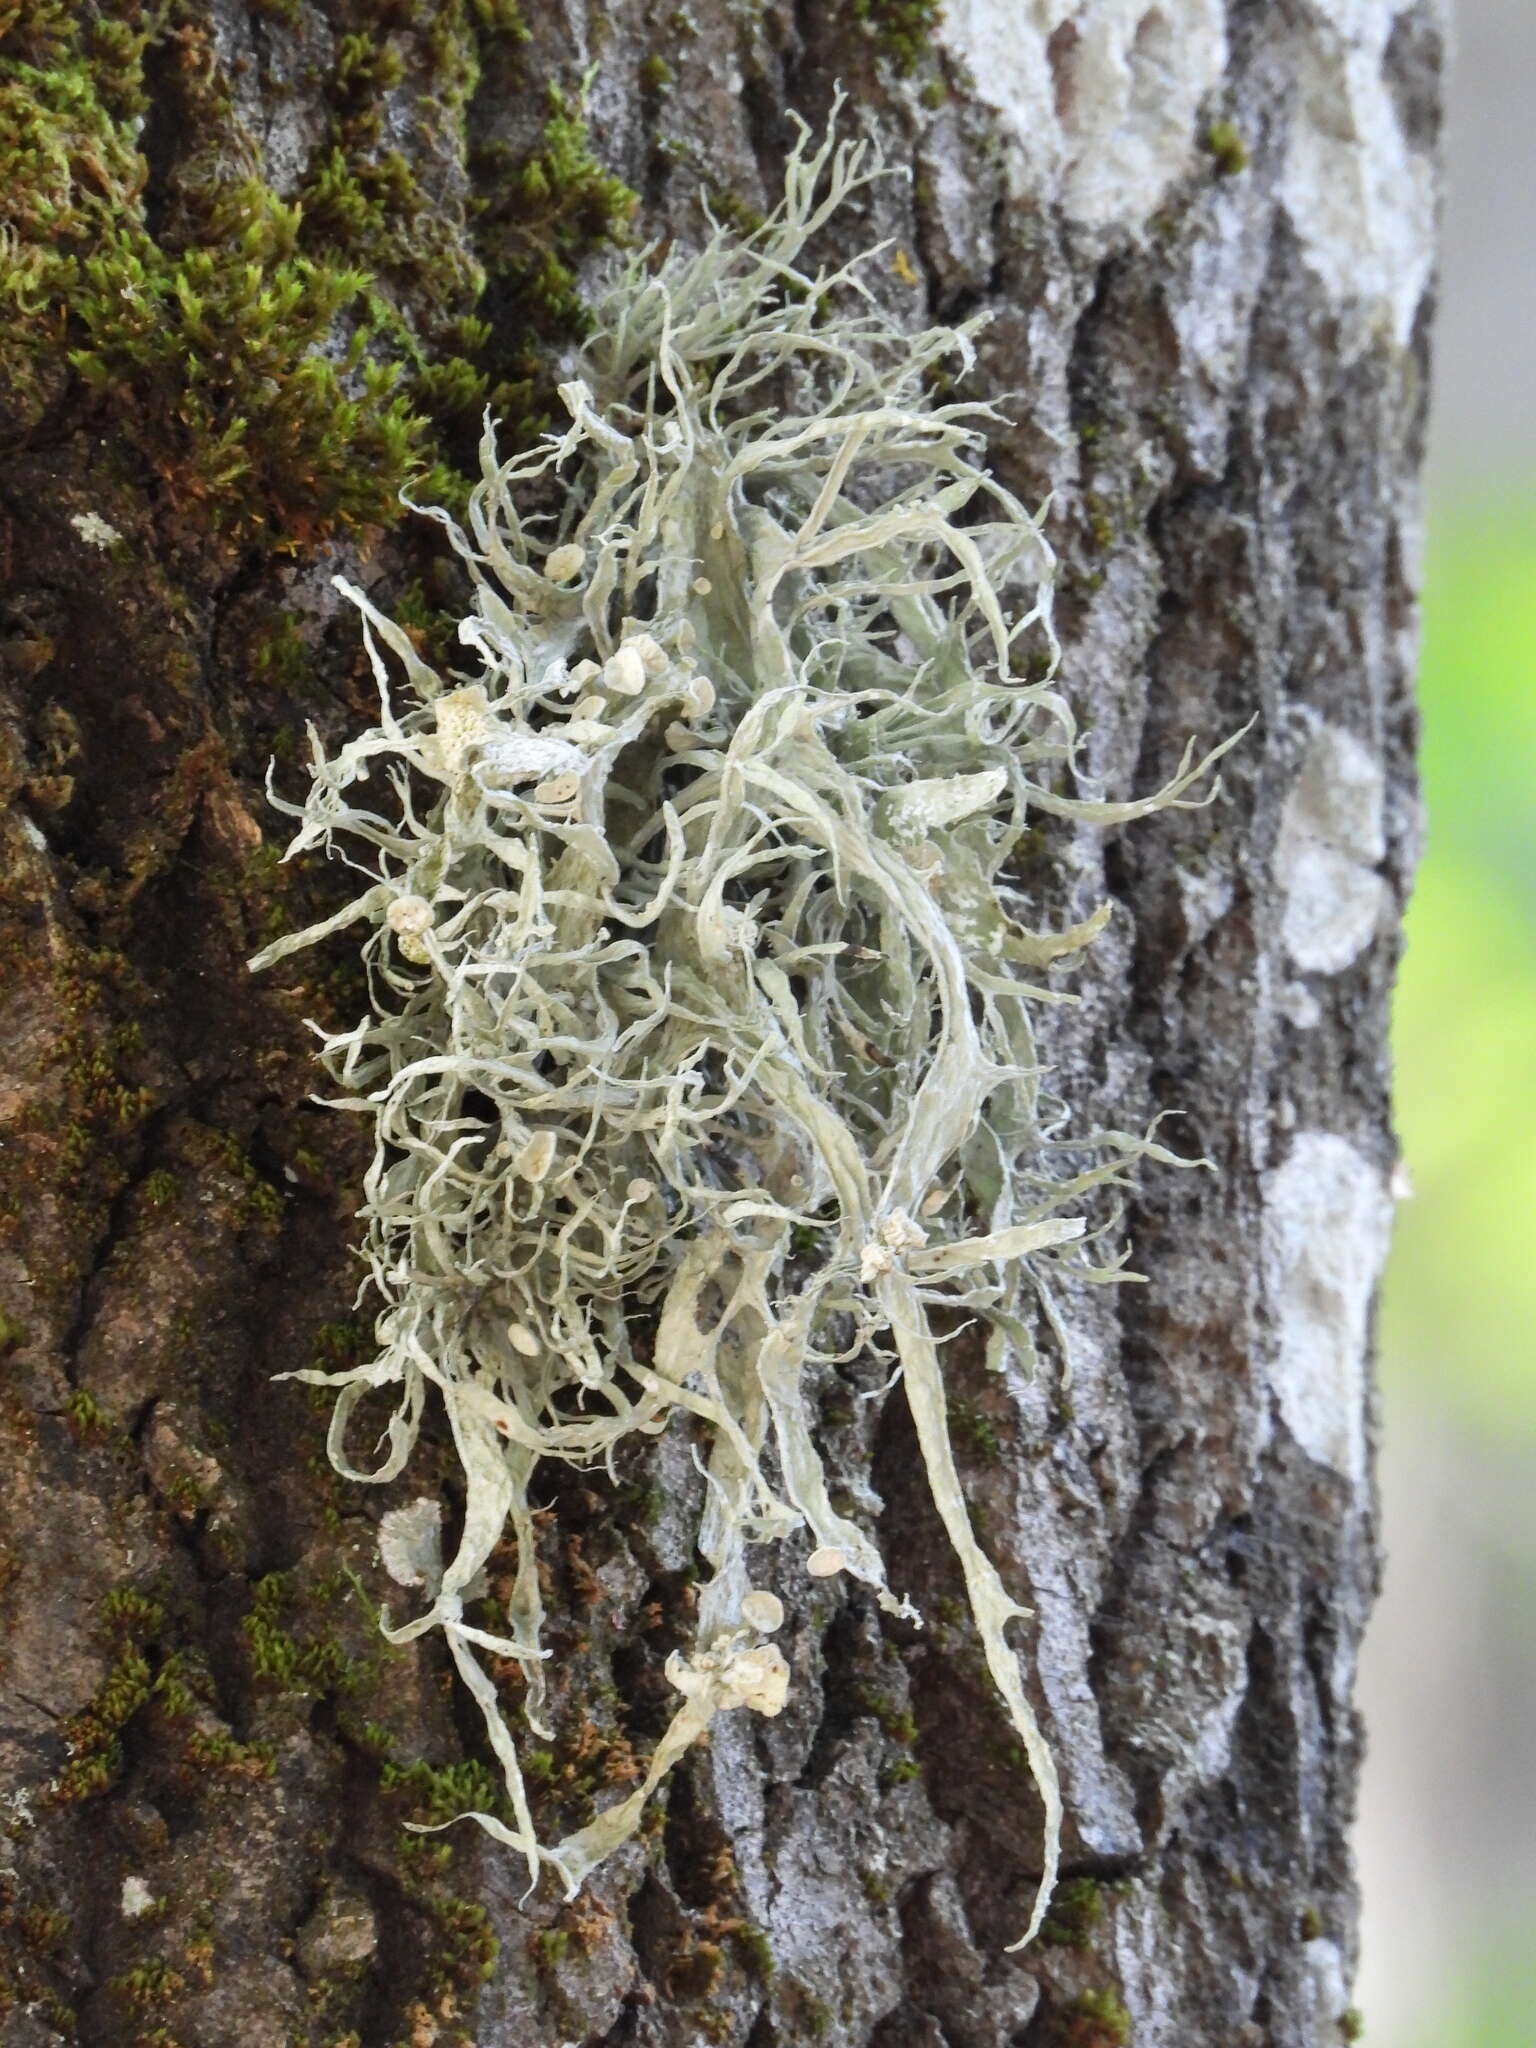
[1386, 503, 1536, 1438]
[1353, 8, 1536, 2041]
[1362, 495, 1536, 2047]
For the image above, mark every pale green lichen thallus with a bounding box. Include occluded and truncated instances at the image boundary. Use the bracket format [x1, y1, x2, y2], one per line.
[251, 114, 1237, 1949]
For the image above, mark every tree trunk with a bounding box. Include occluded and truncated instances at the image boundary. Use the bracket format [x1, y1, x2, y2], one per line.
[0, 4, 1435, 2045]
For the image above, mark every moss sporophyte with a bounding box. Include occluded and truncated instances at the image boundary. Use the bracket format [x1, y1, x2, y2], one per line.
[252, 118, 1237, 1949]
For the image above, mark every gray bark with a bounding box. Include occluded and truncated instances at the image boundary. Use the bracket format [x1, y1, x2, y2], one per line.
[0, 3, 1436, 2045]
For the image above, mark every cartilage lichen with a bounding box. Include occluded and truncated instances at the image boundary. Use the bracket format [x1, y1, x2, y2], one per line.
[252, 115, 1234, 1948]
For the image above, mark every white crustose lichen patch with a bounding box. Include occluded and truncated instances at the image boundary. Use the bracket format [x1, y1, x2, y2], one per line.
[252, 118, 1236, 1949]
[1262, 1132, 1394, 1487]
[1280, 0, 1437, 347]
[1275, 720, 1387, 974]
[940, 0, 1228, 229]
[70, 510, 123, 550]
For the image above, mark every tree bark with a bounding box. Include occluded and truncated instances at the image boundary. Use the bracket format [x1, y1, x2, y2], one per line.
[0, 4, 1436, 2045]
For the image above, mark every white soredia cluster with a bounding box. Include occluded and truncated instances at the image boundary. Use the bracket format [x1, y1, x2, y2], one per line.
[252, 116, 1234, 1948]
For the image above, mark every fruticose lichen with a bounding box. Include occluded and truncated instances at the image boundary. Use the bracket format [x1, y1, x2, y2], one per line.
[252, 118, 1234, 1948]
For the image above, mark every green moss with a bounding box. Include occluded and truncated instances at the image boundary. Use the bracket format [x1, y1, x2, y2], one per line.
[468, 0, 529, 37]
[242, 1571, 361, 1697]
[250, 613, 310, 696]
[56, 1016, 155, 1175]
[190, 1126, 285, 1232]
[0, 23, 427, 540]
[298, 6, 486, 344]
[179, 1724, 276, 1781]
[0, 1310, 27, 1352]
[948, 1395, 1002, 1461]
[149, 1653, 202, 1723]
[99, 1587, 166, 1638]
[530, 1925, 570, 1976]
[348, 1718, 396, 1763]
[241, 1175, 284, 1230]
[1053, 1989, 1132, 2048]
[467, 76, 637, 431]
[855, 1687, 918, 1746]
[380, 1754, 506, 1828]
[64, 1386, 114, 1441]
[70, 195, 428, 541]
[395, 1834, 455, 1881]
[310, 1319, 370, 1373]
[2, 958, 154, 1278]
[618, 1477, 664, 1527]
[46, 1585, 205, 1803]
[733, 1923, 775, 1981]
[848, 0, 945, 76]
[1205, 119, 1250, 176]
[1039, 1875, 1104, 1950]
[105, 1957, 186, 2016]
[335, 30, 408, 119]
[0, 6, 626, 543]
[50, 1645, 152, 1803]
[13, 1901, 71, 1952]
[141, 1169, 179, 1208]
[160, 1473, 206, 1516]
[431, 1895, 499, 1985]
[1084, 491, 1117, 552]
[1340, 2012, 1364, 2043]
[788, 1219, 824, 1259]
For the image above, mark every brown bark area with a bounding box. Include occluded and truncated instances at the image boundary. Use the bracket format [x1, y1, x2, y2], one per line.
[0, 4, 1435, 2045]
